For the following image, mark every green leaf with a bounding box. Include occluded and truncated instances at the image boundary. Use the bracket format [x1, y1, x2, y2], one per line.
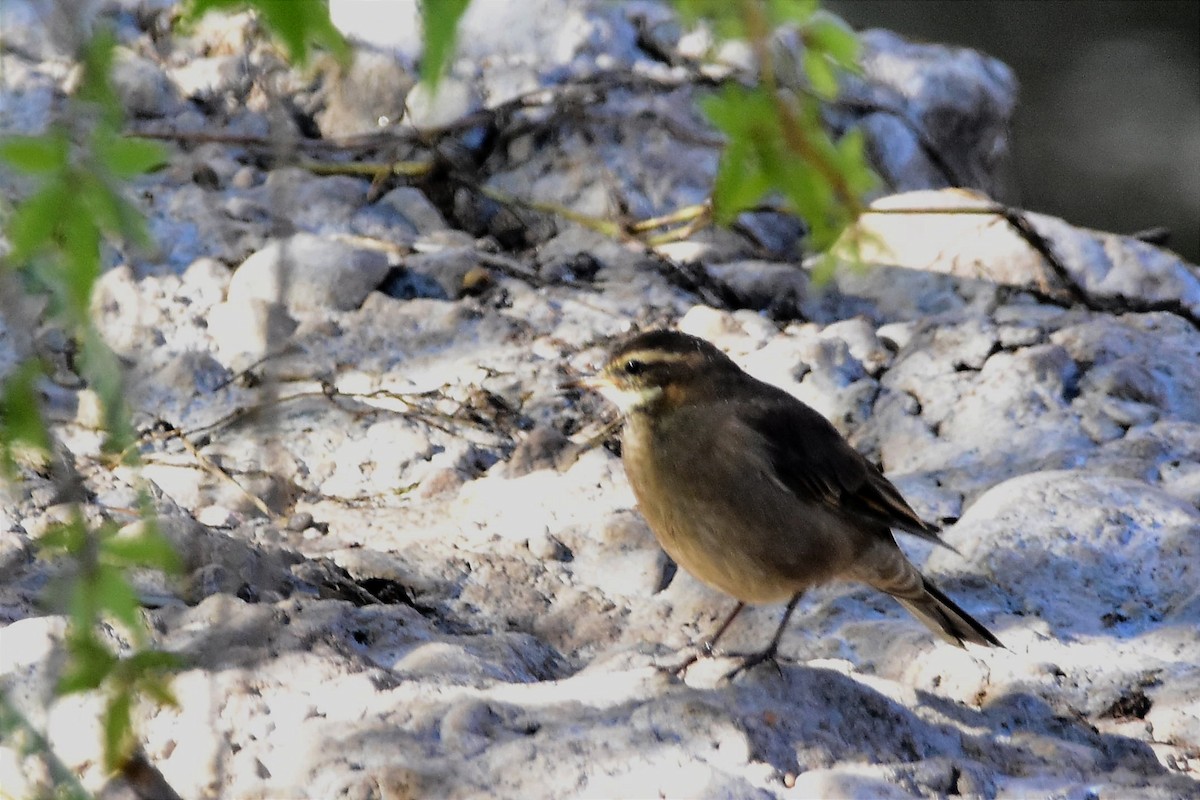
[102, 687, 134, 771]
[262, 0, 351, 65]
[768, 0, 819, 26]
[78, 171, 148, 245]
[38, 516, 88, 555]
[60, 211, 101, 318]
[95, 564, 142, 635]
[420, 0, 470, 90]
[710, 137, 772, 224]
[803, 48, 838, 99]
[701, 86, 785, 222]
[0, 133, 68, 174]
[4, 181, 69, 263]
[803, 11, 859, 68]
[771, 149, 835, 242]
[102, 523, 181, 573]
[97, 135, 168, 178]
[76, 28, 119, 119]
[0, 360, 51, 476]
[58, 631, 117, 694]
[835, 128, 877, 196]
[78, 326, 135, 453]
[809, 250, 839, 285]
[673, 0, 747, 37]
[137, 673, 180, 708]
[189, 0, 349, 66]
[125, 650, 183, 674]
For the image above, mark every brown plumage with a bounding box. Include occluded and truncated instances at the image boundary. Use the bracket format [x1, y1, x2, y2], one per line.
[585, 329, 1001, 662]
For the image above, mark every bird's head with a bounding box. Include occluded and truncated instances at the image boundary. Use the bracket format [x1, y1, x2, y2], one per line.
[580, 329, 740, 415]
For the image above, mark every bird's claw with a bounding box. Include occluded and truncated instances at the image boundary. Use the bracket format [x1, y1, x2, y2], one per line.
[655, 647, 704, 677]
[722, 646, 785, 681]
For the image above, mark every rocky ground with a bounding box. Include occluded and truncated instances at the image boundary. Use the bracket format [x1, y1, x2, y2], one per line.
[1, 1, 1198, 798]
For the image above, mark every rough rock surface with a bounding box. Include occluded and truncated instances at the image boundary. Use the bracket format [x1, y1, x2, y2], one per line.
[1, 1, 1198, 798]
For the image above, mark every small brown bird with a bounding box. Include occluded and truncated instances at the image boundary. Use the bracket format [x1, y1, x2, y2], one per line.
[580, 329, 1001, 671]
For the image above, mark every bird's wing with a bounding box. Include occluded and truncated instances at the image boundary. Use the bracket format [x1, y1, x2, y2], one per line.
[740, 391, 955, 550]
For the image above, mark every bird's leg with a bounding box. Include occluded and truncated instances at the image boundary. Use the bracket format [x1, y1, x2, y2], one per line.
[724, 592, 802, 681]
[657, 602, 746, 676]
[702, 601, 746, 655]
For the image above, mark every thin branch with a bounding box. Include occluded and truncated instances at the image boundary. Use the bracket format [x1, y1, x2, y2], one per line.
[175, 430, 273, 517]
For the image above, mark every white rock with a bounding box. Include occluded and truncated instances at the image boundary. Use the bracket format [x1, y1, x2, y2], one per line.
[206, 296, 297, 366]
[228, 233, 390, 312]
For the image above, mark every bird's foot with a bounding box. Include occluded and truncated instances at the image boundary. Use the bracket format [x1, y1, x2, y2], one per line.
[721, 644, 785, 682]
[655, 637, 722, 677]
[654, 648, 704, 677]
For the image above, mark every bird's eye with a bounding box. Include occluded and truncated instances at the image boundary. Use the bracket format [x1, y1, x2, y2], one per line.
[622, 359, 647, 376]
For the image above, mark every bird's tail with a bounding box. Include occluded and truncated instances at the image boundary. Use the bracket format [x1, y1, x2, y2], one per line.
[859, 548, 1003, 648]
[891, 576, 1003, 648]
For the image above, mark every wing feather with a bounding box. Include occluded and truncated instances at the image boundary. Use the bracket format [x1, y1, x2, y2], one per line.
[739, 386, 956, 551]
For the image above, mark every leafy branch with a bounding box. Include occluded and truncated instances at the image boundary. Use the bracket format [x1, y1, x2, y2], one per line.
[0, 15, 182, 780]
[675, 0, 876, 274]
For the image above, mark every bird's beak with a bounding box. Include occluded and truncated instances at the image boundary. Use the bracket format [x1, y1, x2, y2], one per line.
[559, 374, 606, 393]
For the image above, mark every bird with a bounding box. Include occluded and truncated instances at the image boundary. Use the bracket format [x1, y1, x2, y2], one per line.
[575, 328, 1002, 674]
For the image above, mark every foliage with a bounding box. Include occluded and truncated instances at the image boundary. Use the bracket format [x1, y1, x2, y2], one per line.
[0, 17, 178, 780]
[184, 0, 469, 89]
[0, 0, 870, 787]
[419, 0, 471, 89]
[187, 0, 350, 65]
[674, 0, 876, 271]
[0, 0, 467, 780]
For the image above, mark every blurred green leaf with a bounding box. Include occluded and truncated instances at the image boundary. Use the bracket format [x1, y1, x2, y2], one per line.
[76, 29, 119, 121]
[768, 0, 819, 26]
[803, 10, 859, 68]
[38, 516, 89, 555]
[103, 522, 181, 573]
[836, 128, 876, 195]
[58, 631, 117, 694]
[4, 180, 69, 263]
[124, 650, 183, 675]
[94, 564, 142, 635]
[97, 135, 169, 178]
[420, 0, 471, 90]
[0, 360, 51, 476]
[79, 171, 149, 246]
[136, 673, 180, 708]
[102, 688, 134, 771]
[61, 212, 101, 318]
[802, 47, 838, 98]
[710, 136, 772, 224]
[79, 326, 135, 454]
[701, 86, 783, 222]
[809, 249, 839, 284]
[674, 0, 746, 38]
[188, 0, 350, 65]
[0, 133, 68, 174]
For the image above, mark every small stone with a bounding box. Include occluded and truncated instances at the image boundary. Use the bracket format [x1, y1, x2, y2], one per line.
[876, 322, 915, 352]
[195, 505, 237, 528]
[111, 48, 180, 118]
[207, 297, 298, 367]
[418, 468, 465, 498]
[506, 426, 571, 476]
[229, 233, 390, 312]
[316, 48, 415, 138]
[374, 187, 448, 236]
[230, 166, 258, 189]
[403, 77, 480, 131]
[526, 530, 568, 561]
[285, 512, 314, 532]
[821, 317, 892, 374]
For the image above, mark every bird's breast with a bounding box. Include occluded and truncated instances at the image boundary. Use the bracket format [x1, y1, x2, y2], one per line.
[620, 410, 853, 604]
